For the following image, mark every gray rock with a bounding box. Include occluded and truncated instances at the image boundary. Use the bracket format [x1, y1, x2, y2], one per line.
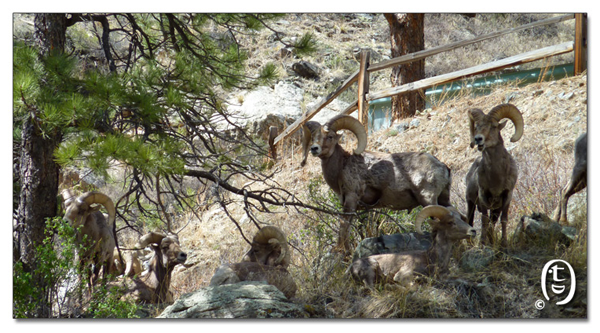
[516, 213, 578, 245]
[409, 119, 421, 128]
[460, 247, 495, 272]
[395, 122, 410, 133]
[292, 61, 320, 79]
[158, 281, 308, 319]
[352, 232, 432, 261]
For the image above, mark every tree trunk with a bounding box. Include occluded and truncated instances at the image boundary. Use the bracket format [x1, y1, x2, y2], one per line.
[14, 13, 66, 318]
[384, 13, 425, 121]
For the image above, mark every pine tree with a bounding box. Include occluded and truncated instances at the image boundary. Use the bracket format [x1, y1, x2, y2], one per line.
[13, 13, 317, 317]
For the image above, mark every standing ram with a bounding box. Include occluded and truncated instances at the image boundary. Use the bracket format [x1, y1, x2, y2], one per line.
[209, 226, 297, 299]
[553, 132, 587, 224]
[465, 104, 524, 247]
[61, 189, 116, 289]
[301, 114, 452, 253]
[349, 205, 476, 287]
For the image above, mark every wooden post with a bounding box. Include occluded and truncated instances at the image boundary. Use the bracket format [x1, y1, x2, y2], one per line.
[357, 50, 370, 133]
[574, 13, 587, 75]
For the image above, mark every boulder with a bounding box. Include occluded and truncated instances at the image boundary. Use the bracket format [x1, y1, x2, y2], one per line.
[352, 232, 432, 261]
[158, 281, 308, 319]
[516, 213, 578, 246]
[292, 61, 320, 79]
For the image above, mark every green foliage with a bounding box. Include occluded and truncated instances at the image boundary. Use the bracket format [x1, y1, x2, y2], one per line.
[13, 217, 141, 318]
[293, 32, 319, 56]
[13, 217, 82, 318]
[86, 284, 140, 319]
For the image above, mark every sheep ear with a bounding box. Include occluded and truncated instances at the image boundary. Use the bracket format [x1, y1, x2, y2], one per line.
[498, 119, 508, 130]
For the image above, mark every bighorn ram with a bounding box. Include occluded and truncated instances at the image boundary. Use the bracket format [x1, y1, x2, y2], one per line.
[554, 132, 587, 224]
[301, 114, 452, 252]
[241, 225, 290, 267]
[465, 104, 524, 247]
[209, 226, 297, 299]
[349, 205, 476, 287]
[61, 189, 116, 287]
[115, 231, 187, 304]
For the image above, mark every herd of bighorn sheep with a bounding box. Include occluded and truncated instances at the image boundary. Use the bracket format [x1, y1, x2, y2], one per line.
[57, 101, 586, 306]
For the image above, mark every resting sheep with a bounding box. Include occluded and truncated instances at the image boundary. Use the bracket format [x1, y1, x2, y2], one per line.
[554, 132, 587, 224]
[209, 226, 297, 299]
[349, 205, 476, 287]
[114, 231, 187, 304]
[465, 104, 524, 247]
[61, 189, 116, 288]
[301, 114, 452, 253]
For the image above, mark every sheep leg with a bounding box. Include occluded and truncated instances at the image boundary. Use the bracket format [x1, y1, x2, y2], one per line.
[490, 208, 504, 248]
[466, 200, 476, 227]
[392, 267, 414, 287]
[336, 218, 352, 255]
[557, 172, 586, 224]
[337, 193, 358, 254]
[480, 209, 493, 246]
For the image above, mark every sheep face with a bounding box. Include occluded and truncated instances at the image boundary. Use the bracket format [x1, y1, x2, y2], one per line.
[300, 115, 367, 167]
[64, 199, 100, 228]
[310, 128, 339, 159]
[468, 104, 524, 151]
[469, 109, 508, 151]
[429, 209, 477, 241]
[416, 205, 476, 241]
[154, 236, 187, 269]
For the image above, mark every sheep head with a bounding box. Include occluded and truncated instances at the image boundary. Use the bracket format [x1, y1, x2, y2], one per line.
[415, 205, 476, 241]
[242, 225, 290, 268]
[62, 190, 116, 228]
[300, 115, 367, 166]
[136, 232, 187, 269]
[468, 104, 524, 151]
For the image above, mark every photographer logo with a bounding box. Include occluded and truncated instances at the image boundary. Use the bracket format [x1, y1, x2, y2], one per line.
[540, 259, 576, 306]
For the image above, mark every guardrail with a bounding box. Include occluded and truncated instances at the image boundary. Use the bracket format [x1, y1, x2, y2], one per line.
[271, 13, 585, 156]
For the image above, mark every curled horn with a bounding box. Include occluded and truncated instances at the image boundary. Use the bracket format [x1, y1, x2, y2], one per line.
[135, 231, 167, 249]
[253, 225, 290, 267]
[415, 205, 451, 234]
[325, 115, 367, 155]
[488, 104, 524, 143]
[468, 109, 485, 148]
[61, 189, 77, 209]
[78, 192, 116, 227]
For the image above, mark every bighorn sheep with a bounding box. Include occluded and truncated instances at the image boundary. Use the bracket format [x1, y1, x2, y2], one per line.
[554, 132, 587, 224]
[301, 114, 452, 252]
[465, 104, 524, 247]
[114, 231, 187, 304]
[61, 189, 116, 287]
[209, 226, 297, 299]
[241, 225, 290, 267]
[349, 205, 476, 287]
